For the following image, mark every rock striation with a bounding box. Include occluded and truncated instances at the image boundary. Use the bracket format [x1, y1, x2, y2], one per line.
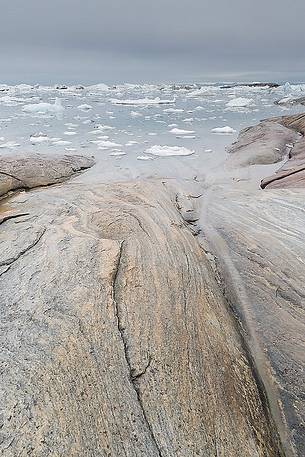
[227, 121, 299, 167]
[201, 112, 305, 456]
[261, 114, 305, 188]
[0, 156, 281, 456]
[0, 154, 95, 198]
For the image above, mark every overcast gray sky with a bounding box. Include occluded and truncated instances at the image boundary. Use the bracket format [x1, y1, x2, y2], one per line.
[0, 0, 304, 84]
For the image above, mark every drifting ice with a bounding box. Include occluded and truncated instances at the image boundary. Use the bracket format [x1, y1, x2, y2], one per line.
[211, 126, 236, 134]
[226, 98, 254, 108]
[145, 145, 194, 157]
[22, 98, 64, 115]
[111, 97, 175, 106]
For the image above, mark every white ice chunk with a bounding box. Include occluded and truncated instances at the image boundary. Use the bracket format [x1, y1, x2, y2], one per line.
[130, 111, 143, 117]
[97, 140, 122, 149]
[226, 97, 254, 108]
[137, 155, 153, 161]
[211, 126, 236, 134]
[163, 108, 184, 113]
[177, 135, 196, 139]
[109, 151, 126, 156]
[30, 133, 51, 144]
[77, 104, 92, 111]
[145, 145, 194, 157]
[0, 141, 20, 148]
[22, 98, 64, 115]
[170, 128, 195, 135]
[111, 97, 175, 106]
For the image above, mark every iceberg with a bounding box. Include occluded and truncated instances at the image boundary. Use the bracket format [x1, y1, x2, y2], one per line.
[145, 145, 194, 157]
[226, 98, 254, 108]
[170, 128, 195, 135]
[111, 97, 175, 106]
[211, 126, 236, 134]
[22, 98, 64, 116]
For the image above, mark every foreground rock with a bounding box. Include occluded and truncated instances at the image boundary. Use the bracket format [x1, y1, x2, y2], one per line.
[0, 154, 95, 198]
[202, 188, 305, 457]
[0, 175, 281, 455]
[201, 113, 305, 456]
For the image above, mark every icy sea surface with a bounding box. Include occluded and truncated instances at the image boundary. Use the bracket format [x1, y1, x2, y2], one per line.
[0, 82, 304, 184]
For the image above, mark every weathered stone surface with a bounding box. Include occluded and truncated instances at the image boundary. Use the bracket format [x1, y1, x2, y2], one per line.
[0, 178, 281, 456]
[201, 188, 305, 457]
[0, 154, 95, 198]
[261, 114, 305, 188]
[200, 113, 305, 456]
[226, 121, 299, 167]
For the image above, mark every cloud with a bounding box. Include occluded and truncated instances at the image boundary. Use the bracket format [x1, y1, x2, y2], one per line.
[1, 0, 305, 83]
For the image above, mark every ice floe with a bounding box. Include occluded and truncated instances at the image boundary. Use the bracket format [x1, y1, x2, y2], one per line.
[211, 126, 236, 134]
[130, 111, 143, 117]
[30, 133, 51, 144]
[77, 104, 92, 111]
[22, 98, 64, 115]
[178, 135, 196, 139]
[109, 151, 126, 156]
[111, 97, 175, 106]
[145, 145, 194, 157]
[170, 128, 195, 135]
[96, 140, 122, 149]
[226, 97, 254, 109]
[137, 155, 153, 161]
[0, 141, 20, 148]
[163, 108, 184, 113]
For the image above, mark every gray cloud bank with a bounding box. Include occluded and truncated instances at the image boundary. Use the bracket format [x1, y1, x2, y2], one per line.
[0, 0, 304, 84]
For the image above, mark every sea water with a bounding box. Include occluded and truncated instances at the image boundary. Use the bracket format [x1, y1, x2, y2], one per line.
[0, 82, 304, 183]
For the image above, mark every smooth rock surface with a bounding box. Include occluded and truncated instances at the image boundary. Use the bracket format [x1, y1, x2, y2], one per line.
[201, 188, 305, 457]
[0, 154, 95, 198]
[262, 114, 305, 188]
[227, 121, 299, 167]
[201, 113, 305, 456]
[0, 178, 281, 456]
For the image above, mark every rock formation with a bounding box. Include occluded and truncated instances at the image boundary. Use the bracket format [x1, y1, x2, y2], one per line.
[2, 110, 305, 455]
[201, 113, 305, 456]
[261, 114, 305, 188]
[0, 154, 95, 198]
[0, 157, 281, 456]
[227, 121, 299, 167]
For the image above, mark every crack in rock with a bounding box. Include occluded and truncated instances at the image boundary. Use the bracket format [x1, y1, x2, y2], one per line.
[0, 227, 46, 269]
[111, 240, 162, 457]
[0, 212, 30, 226]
